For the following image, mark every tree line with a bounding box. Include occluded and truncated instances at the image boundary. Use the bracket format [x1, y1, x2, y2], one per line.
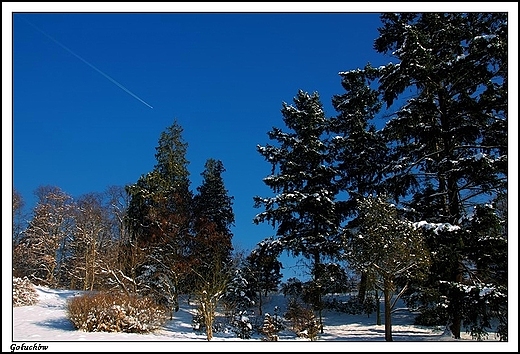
[13, 13, 507, 341]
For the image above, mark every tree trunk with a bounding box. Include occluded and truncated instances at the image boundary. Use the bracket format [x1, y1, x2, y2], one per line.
[313, 252, 324, 334]
[259, 290, 263, 316]
[375, 290, 381, 325]
[358, 271, 367, 304]
[383, 280, 393, 342]
[439, 87, 463, 339]
[450, 262, 464, 339]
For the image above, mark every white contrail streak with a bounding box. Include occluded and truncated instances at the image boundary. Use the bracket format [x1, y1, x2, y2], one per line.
[22, 18, 154, 109]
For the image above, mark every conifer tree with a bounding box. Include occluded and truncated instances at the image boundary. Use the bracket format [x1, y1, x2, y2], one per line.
[193, 158, 235, 266]
[254, 90, 341, 332]
[329, 63, 387, 304]
[244, 238, 283, 315]
[125, 120, 193, 309]
[345, 194, 431, 341]
[373, 13, 508, 338]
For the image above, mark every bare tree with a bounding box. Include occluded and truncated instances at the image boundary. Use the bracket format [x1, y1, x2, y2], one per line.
[17, 186, 76, 287]
[100, 185, 141, 295]
[192, 219, 232, 341]
[12, 188, 26, 244]
[69, 192, 113, 291]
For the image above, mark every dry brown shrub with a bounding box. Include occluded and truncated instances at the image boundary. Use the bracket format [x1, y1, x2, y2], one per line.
[67, 292, 168, 333]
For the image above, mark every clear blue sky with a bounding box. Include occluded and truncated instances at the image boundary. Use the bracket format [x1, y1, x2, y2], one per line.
[6, 4, 517, 280]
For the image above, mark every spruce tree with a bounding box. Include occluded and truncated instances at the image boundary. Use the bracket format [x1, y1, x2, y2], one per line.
[373, 13, 508, 338]
[188, 159, 235, 296]
[193, 158, 235, 263]
[254, 90, 341, 332]
[329, 63, 387, 304]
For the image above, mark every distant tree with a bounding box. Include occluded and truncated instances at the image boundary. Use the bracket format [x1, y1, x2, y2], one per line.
[254, 90, 342, 332]
[102, 185, 139, 294]
[344, 195, 431, 341]
[12, 188, 25, 244]
[12, 188, 27, 278]
[373, 12, 508, 339]
[69, 192, 112, 291]
[16, 186, 76, 287]
[222, 250, 256, 319]
[244, 238, 283, 315]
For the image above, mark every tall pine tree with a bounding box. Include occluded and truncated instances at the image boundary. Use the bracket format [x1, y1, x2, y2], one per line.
[329, 63, 387, 304]
[254, 90, 341, 332]
[373, 13, 508, 339]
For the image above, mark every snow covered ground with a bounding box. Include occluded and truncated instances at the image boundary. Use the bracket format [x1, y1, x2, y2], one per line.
[6, 285, 514, 352]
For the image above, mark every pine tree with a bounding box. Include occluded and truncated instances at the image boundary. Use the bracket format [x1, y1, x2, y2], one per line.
[329, 63, 387, 304]
[373, 13, 508, 338]
[254, 90, 341, 332]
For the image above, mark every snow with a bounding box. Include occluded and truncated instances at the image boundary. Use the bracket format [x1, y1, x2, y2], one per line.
[6, 285, 513, 352]
[414, 220, 461, 234]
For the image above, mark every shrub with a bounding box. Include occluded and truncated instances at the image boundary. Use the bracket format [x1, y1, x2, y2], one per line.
[284, 299, 321, 341]
[13, 276, 39, 307]
[260, 310, 284, 341]
[67, 292, 168, 333]
[230, 310, 254, 339]
[413, 306, 448, 326]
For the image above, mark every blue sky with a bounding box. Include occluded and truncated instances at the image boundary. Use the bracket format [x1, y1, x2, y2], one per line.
[5, 3, 518, 280]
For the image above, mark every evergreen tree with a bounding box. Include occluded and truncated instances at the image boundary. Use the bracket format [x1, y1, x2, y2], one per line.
[222, 252, 256, 319]
[254, 90, 341, 332]
[125, 120, 193, 309]
[244, 238, 283, 315]
[345, 194, 431, 341]
[329, 63, 387, 304]
[193, 158, 235, 266]
[373, 13, 508, 338]
[185, 159, 235, 296]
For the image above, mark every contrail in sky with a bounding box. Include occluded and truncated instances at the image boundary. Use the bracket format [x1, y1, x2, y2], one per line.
[22, 18, 154, 109]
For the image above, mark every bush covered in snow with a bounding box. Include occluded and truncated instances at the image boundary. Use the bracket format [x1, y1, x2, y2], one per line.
[230, 310, 254, 339]
[13, 276, 39, 307]
[67, 292, 168, 333]
[284, 299, 321, 341]
[260, 310, 284, 341]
